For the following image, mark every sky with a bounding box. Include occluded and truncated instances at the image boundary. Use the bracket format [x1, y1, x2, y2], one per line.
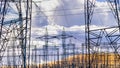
[97, 0, 105, 2]
[4, 0, 118, 49]
[31, 0, 117, 42]
[29, 0, 119, 62]
[30, 0, 119, 57]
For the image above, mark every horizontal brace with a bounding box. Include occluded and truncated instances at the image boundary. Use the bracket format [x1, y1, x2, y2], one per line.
[107, 34, 120, 37]
[90, 37, 102, 39]
[0, 17, 29, 25]
[90, 26, 119, 31]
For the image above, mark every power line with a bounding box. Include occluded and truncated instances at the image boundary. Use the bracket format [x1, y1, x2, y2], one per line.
[31, 10, 113, 17]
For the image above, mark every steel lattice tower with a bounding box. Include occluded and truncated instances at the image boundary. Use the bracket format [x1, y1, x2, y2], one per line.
[0, 0, 32, 68]
[85, 0, 120, 68]
[84, 0, 95, 67]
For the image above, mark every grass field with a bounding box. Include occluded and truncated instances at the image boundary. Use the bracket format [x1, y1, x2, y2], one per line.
[0, 53, 120, 68]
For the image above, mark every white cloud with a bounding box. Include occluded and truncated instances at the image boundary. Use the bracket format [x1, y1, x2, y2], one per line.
[67, 25, 85, 31]
[32, 0, 117, 27]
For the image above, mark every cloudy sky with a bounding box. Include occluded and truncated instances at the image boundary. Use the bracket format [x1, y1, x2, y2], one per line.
[3, 0, 117, 44]
[31, 0, 117, 46]
[2, 0, 118, 53]
[29, 0, 119, 63]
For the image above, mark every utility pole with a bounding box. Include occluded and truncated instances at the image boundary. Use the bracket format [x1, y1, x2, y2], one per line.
[36, 28, 56, 68]
[36, 27, 74, 68]
[58, 28, 73, 67]
[44, 28, 48, 68]
[61, 28, 66, 60]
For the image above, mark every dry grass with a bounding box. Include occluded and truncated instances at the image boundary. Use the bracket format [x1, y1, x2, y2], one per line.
[0, 53, 120, 68]
[38, 53, 120, 67]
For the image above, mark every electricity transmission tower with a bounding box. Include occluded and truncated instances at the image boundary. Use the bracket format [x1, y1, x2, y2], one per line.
[0, 0, 32, 68]
[85, 0, 120, 68]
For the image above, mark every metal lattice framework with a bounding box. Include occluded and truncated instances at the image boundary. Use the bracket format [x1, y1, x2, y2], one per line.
[0, 0, 32, 68]
[85, 0, 120, 68]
